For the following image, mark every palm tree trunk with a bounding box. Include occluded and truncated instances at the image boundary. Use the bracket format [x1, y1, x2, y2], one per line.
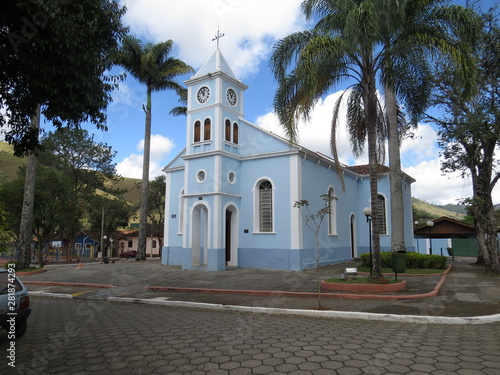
[363, 71, 382, 279]
[18, 105, 41, 269]
[138, 89, 152, 261]
[386, 86, 405, 252]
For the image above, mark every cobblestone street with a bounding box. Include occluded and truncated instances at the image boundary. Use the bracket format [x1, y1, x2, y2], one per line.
[1, 297, 499, 374]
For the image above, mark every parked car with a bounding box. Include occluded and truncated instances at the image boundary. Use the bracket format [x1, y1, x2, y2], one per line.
[0, 268, 31, 338]
[119, 250, 137, 259]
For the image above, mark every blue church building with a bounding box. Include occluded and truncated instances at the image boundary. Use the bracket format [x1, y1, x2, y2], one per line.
[161, 48, 416, 271]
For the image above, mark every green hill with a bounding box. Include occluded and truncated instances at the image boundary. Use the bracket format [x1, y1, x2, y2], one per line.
[412, 197, 466, 220]
[0, 141, 141, 205]
[0, 142, 26, 180]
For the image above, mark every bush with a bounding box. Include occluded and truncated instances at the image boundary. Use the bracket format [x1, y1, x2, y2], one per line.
[3, 261, 18, 270]
[360, 252, 447, 269]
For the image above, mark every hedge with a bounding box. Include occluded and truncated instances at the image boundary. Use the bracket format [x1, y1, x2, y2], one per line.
[359, 252, 447, 269]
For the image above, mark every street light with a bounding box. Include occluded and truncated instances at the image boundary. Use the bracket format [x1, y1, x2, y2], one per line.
[102, 235, 107, 262]
[363, 207, 373, 276]
[426, 220, 434, 255]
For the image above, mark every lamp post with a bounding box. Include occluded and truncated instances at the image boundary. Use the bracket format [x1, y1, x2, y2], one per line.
[102, 235, 107, 262]
[363, 207, 373, 276]
[426, 220, 434, 255]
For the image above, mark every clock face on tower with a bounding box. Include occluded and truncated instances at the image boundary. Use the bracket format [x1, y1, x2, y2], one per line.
[197, 86, 210, 104]
[226, 88, 237, 106]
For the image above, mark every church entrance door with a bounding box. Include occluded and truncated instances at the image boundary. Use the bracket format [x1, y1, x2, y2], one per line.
[225, 210, 232, 263]
[225, 205, 238, 267]
[350, 214, 357, 258]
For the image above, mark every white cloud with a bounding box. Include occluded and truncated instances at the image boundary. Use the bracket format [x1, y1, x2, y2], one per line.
[256, 91, 366, 166]
[255, 91, 500, 205]
[120, 0, 305, 78]
[116, 134, 175, 179]
[404, 158, 472, 205]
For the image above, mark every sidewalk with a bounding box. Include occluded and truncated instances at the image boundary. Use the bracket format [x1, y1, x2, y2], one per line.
[19, 257, 500, 322]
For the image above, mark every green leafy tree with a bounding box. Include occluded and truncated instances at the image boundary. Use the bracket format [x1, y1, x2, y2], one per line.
[32, 166, 78, 266]
[116, 36, 193, 260]
[39, 128, 119, 199]
[0, 165, 78, 266]
[86, 195, 136, 257]
[1, 0, 126, 269]
[39, 128, 120, 245]
[429, 11, 500, 274]
[0, 0, 126, 154]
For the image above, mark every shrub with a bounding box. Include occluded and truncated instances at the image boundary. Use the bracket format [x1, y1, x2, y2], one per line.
[359, 252, 447, 269]
[3, 261, 18, 270]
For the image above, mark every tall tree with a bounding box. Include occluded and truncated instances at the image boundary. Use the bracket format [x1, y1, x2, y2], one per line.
[39, 128, 118, 200]
[0, 0, 126, 155]
[271, 0, 397, 278]
[429, 11, 500, 274]
[1, 0, 126, 269]
[380, 0, 479, 252]
[116, 36, 193, 260]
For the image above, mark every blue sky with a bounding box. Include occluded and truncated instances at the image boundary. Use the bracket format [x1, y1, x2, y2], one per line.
[78, 0, 499, 206]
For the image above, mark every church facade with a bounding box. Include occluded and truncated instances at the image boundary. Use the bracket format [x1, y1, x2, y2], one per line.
[161, 48, 416, 271]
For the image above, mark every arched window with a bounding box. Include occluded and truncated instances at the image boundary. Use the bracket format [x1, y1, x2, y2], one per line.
[258, 180, 273, 232]
[378, 194, 387, 235]
[193, 121, 201, 143]
[225, 119, 231, 142]
[233, 123, 239, 144]
[204, 118, 211, 141]
[327, 187, 337, 235]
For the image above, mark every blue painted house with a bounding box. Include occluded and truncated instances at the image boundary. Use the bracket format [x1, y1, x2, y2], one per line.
[73, 230, 100, 259]
[162, 48, 416, 271]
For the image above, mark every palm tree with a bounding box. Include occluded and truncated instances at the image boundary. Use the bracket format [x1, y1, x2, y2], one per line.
[116, 36, 193, 260]
[271, 0, 392, 279]
[271, 0, 478, 277]
[380, 0, 479, 253]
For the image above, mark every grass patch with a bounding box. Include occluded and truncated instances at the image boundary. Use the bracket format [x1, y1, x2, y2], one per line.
[357, 267, 445, 275]
[17, 267, 43, 272]
[323, 277, 403, 284]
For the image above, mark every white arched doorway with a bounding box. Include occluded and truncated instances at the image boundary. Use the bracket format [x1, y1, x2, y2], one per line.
[191, 203, 209, 268]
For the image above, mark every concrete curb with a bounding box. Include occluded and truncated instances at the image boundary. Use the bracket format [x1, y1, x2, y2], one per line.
[146, 275, 445, 300]
[107, 296, 500, 325]
[29, 292, 500, 325]
[30, 291, 73, 299]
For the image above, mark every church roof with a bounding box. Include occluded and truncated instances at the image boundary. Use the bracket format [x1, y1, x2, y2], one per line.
[193, 48, 237, 80]
[346, 164, 391, 175]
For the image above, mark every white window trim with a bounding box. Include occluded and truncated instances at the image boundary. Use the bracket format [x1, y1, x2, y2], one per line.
[378, 193, 389, 235]
[196, 169, 207, 183]
[253, 177, 276, 234]
[327, 186, 338, 236]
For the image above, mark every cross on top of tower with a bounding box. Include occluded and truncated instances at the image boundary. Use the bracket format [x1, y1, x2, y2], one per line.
[212, 27, 225, 48]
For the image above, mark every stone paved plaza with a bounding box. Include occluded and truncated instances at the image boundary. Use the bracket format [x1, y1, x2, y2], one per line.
[1, 298, 499, 374]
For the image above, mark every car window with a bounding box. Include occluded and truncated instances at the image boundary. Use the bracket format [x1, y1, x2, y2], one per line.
[0, 273, 23, 295]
